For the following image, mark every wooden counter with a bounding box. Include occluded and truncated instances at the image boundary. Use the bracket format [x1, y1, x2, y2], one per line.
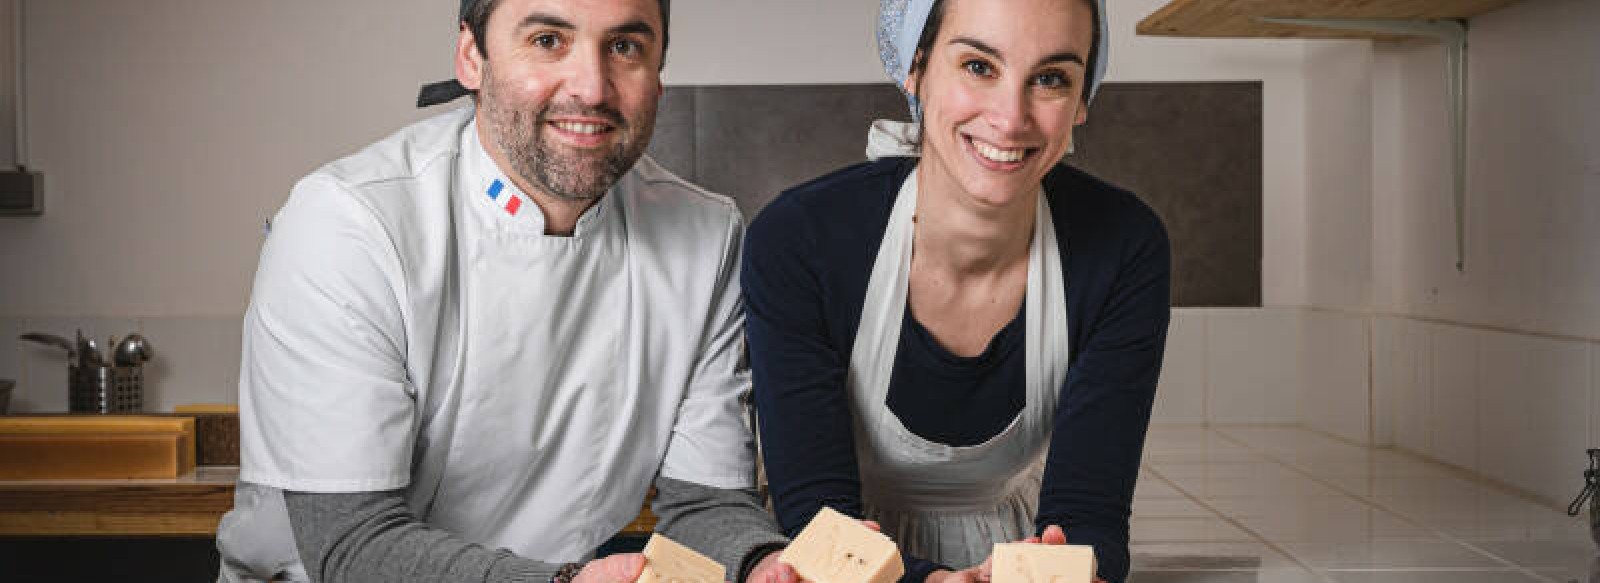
[0, 467, 658, 537]
[0, 467, 237, 536]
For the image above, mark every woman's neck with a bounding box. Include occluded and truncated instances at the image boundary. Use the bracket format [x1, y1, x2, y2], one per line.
[912, 162, 1036, 278]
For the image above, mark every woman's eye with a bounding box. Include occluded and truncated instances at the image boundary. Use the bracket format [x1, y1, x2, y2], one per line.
[963, 60, 994, 78]
[1034, 72, 1069, 89]
[531, 33, 561, 50]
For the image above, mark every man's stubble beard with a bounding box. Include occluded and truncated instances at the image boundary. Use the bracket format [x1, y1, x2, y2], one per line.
[478, 62, 657, 202]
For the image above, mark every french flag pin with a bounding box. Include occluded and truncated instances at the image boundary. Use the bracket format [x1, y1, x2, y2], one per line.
[486, 179, 522, 216]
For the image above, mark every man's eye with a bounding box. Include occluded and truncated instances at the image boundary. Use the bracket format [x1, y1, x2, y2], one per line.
[611, 39, 641, 57]
[531, 33, 561, 50]
[963, 60, 994, 78]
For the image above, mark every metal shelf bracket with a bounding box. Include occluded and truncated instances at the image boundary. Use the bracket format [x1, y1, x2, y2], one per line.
[1261, 17, 1469, 271]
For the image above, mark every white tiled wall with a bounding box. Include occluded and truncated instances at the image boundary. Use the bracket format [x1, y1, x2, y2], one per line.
[1378, 317, 1596, 507]
[1157, 307, 1596, 509]
[1153, 310, 1206, 424]
[1428, 323, 1482, 472]
[1207, 308, 1301, 425]
[1154, 308, 1301, 426]
[1299, 310, 1371, 444]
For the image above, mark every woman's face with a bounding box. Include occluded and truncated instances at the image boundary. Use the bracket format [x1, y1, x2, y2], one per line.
[909, 0, 1094, 210]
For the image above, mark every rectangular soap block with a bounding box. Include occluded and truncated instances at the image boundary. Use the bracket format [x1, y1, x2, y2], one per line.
[780, 507, 903, 583]
[0, 432, 192, 479]
[991, 543, 1096, 583]
[638, 533, 724, 583]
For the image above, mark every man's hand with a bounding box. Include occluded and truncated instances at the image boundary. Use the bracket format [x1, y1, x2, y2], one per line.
[924, 567, 984, 583]
[573, 553, 646, 583]
[746, 551, 799, 583]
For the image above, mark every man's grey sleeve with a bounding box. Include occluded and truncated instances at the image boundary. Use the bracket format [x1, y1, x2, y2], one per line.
[651, 476, 790, 583]
[282, 490, 561, 583]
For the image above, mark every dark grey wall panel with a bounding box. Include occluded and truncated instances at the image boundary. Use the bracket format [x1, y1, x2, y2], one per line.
[1072, 82, 1263, 307]
[647, 85, 907, 220]
[644, 82, 1262, 307]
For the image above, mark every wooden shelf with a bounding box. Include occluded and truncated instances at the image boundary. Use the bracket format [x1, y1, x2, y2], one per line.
[0, 466, 659, 537]
[1138, 0, 1525, 39]
[0, 467, 238, 536]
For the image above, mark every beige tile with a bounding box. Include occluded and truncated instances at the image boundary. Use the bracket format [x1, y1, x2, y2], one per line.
[1130, 571, 1324, 583]
[1298, 310, 1371, 444]
[1134, 498, 1219, 519]
[1154, 310, 1206, 424]
[1394, 320, 1434, 456]
[1369, 316, 1403, 447]
[1134, 476, 1189, 501]
[1474, 539, 1596, 574]
[1429, 323, 1481, 472]
[1476, 331, 1590, 506]
[1130, 517, 1258, 543]
[1230, 497, 1437, 543]
[1322, 570, 1542, 582]
[1205, 309, 1299, 424]
[1279, 540, 1505, 570]
[1593, 341, 1599, 453]
[1130, 542, 1305, 571]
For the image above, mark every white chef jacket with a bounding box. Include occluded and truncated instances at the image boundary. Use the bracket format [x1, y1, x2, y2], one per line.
[219, 105, 757, 574]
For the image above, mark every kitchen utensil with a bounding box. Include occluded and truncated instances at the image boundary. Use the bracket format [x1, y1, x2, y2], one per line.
[19, 332, 76, 362]
[113, 334, 153, 367]
[84, 338, 103, 366]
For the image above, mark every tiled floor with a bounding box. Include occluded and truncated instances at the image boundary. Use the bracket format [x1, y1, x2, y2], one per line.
[1131, 425, 1594, 582]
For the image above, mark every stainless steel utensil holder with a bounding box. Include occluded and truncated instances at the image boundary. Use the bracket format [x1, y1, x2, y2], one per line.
[68, 364, 142, 413]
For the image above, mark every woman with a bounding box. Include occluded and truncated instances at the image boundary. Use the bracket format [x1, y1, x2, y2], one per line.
[743, 1, 1168, 582]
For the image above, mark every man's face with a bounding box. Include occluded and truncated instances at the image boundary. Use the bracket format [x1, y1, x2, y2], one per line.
[458, 0, 664, 201]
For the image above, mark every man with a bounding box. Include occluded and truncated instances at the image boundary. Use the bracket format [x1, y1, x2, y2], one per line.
[215, 1, 796, 581]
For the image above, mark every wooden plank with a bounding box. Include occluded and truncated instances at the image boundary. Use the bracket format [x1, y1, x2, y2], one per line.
[0, 416, 197, 478]
[0, 481, 234, 536]
[1138, 0, 1526, 39]
[0, 433, 194, 480]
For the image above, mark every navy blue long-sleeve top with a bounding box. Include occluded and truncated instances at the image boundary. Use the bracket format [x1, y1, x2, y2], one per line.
[743, 157, 1171, 583]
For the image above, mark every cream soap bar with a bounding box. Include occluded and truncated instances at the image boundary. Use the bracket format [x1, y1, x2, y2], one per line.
[991, 543, 1096, 583]
[780, 507, 903, 583]
[638, 533, 724, 583]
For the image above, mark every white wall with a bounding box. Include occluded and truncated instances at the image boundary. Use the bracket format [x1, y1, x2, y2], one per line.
[0, 0, 1326, 413]
[1366, 0, 1600, 506]
[0, 0, 15, 166]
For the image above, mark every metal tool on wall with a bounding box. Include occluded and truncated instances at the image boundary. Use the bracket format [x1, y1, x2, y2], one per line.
[19, 330, 153, 413]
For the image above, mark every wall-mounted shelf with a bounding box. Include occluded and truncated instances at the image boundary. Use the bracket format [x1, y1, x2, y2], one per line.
[1137, 0, 1523, 39]
[1138, 0, 1527, 271]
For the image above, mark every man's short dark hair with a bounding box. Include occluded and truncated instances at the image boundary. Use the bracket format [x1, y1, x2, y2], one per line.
[463, 0, 671, 69]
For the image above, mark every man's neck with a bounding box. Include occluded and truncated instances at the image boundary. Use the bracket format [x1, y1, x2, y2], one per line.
[477, 123, 599, 237]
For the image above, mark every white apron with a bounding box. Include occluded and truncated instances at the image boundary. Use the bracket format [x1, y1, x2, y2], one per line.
[848, 168, 1071, 569]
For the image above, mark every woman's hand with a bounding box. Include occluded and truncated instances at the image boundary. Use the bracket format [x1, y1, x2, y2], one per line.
[982, 526, 1103, 583]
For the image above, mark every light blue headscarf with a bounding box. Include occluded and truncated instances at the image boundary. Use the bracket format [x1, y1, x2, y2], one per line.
[876, 0, 1109, 122]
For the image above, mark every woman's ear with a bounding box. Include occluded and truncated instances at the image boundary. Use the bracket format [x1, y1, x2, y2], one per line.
[455, 24, 485, 91]
[903, 51, 926, 100]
